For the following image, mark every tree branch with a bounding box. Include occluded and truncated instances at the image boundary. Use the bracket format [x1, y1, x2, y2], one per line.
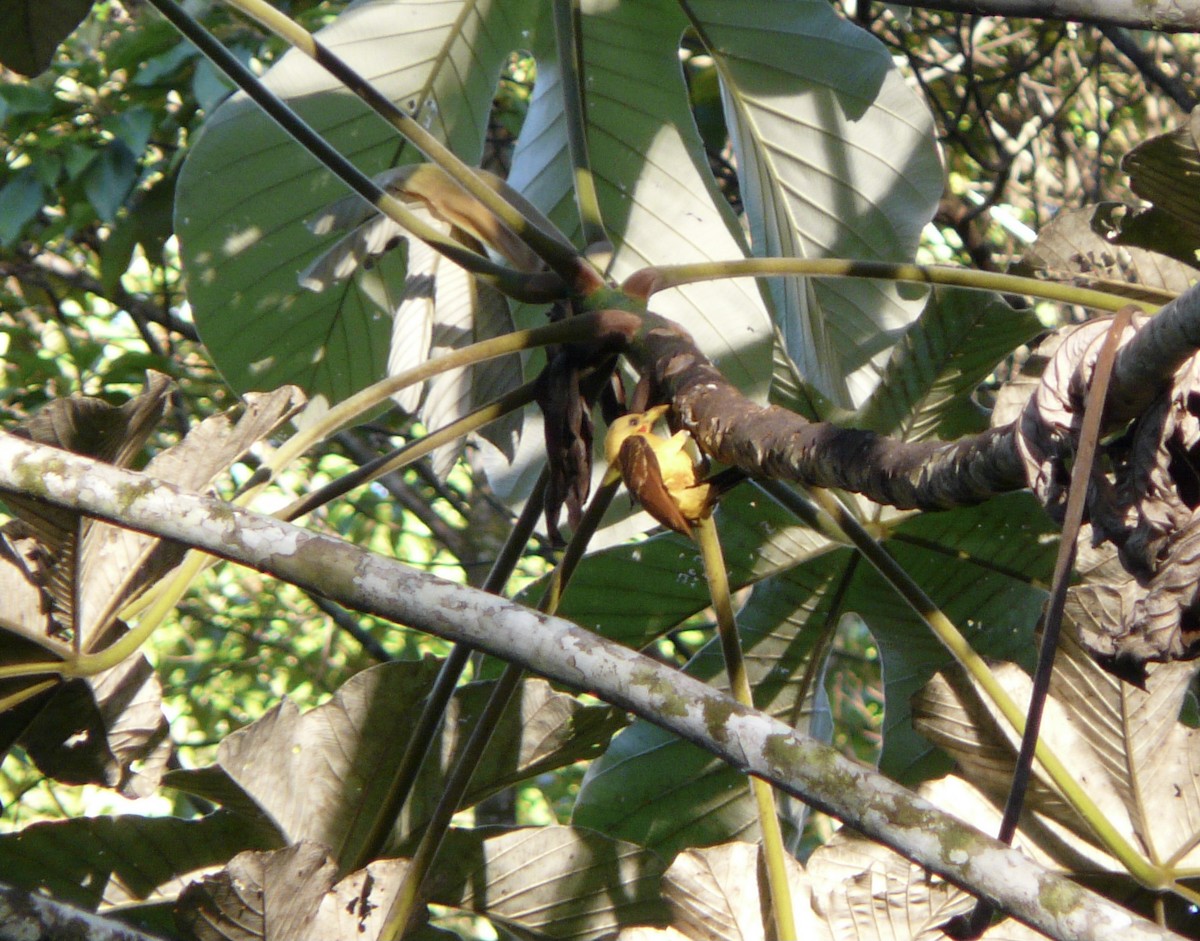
[0, 880, 167, 941]
[627, 281, 1200, 511]
[880, 0, 1200, 32]
[1, 253, 199, 342]
[0, 433, 1185, 941]
[1098, 26, 1197, 112]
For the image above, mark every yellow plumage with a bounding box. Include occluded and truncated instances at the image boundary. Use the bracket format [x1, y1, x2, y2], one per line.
[604, 405, 714, 535]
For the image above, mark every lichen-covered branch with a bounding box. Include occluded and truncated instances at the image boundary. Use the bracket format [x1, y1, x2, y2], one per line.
[881, 0, 1200, 32]
[0, 433, 1184, 941]
[0, 880, 167, 941]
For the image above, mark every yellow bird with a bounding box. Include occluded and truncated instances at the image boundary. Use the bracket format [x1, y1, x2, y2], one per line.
[604, 405, 715, 536]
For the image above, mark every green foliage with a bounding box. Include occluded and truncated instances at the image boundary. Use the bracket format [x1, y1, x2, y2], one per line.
[2, 1, 1199, 940]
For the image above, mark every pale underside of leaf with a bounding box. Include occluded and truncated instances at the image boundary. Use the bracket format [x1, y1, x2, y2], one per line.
[914, 623, 1200, 872]
[168, 662, 622, 872]
[428, 826, 670, 940]
[176, 0, 538, 413]
[507, 0, 774, 398]
[685, 0, 943, 407]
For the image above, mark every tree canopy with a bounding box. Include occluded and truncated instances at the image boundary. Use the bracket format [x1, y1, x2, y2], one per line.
[3, 2, 1200, 940]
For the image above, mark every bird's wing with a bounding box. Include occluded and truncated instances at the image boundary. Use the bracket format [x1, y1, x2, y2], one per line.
[618, 435, 693, 536]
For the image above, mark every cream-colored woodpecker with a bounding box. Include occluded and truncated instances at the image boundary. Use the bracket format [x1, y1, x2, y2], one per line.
[604, 404, 714, 536]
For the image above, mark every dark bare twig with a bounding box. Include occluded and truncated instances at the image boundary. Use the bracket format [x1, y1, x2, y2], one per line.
[2, 252, 198, 341]
[1099, 25, 1196, 112]
[307, 591, 394, 663]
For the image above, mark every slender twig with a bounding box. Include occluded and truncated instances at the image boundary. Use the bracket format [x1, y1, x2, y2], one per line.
[695, 514, 797, 941]
[380, 476, 622, 940]
[307, 592, 395, 663]
[145, 0, 556, 301]
[219, 0, 585, 283]
[629, 257, 1165, 313]
[877, 0, 1200, 33]
[758, 479, 1163, 887]
[347, 473, 550, 872]
[1099, 26, 1196, 111]
[281, 382, 539, 521]
[961, 306, 1135, 936]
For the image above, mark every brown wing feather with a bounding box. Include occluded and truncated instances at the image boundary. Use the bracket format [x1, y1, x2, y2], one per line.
[619, 435, 693, 536]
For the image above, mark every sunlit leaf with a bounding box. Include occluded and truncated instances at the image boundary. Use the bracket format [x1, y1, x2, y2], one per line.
[686, 0, 942, 406]
[176, 0, 539, 415]
[659, 842, 821, 941]
[427, 826, 669, 940]
[506, 0, 774, 398]
[914, 621, 1200, 872]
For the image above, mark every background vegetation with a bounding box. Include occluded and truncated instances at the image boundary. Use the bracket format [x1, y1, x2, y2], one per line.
[2, 1, 1200, 939]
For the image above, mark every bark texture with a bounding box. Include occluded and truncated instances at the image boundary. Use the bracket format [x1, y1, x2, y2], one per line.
[0, 434, 1187, 941]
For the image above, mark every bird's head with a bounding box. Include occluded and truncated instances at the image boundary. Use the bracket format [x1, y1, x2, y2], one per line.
[604, 404, 671, 466]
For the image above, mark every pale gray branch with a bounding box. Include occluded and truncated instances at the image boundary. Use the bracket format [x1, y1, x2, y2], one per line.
[0, 880, 166, 941]
[0, 433, 1185, 941]
[883, 0, 1200, 32]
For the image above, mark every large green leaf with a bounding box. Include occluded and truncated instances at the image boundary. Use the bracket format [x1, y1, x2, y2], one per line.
[856, 288, 1042, 440]
[863, 493, 1055, 781]
[505, 0, 774, 398]
[573, 571, 836, 857]
[685, 0, 943, 407]
[175, 0, 536, 412]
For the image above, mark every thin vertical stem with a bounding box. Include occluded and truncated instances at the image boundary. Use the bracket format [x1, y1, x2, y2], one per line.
[380, 477, 622, 940]
[694, 514, 797, 941]
[552, 0, 608, 249]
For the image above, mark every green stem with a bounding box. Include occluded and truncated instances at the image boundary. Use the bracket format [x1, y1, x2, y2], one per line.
[758, 479, 1165, 889]
[380, 477, 622, 940]
[249, 312, 626, 496]
[694, 514, 796, 941]
[347, 472, 551, 872]
[147, 0, 552, 301]
[633, 257, 1165, 314]
[219, 0, 583, 284]
[552, 0, 607, 249]
[280, 381, 538, 522]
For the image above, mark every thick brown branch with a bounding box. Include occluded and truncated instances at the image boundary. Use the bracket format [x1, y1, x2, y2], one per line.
[624, 280, 1200, 512]
[629, 317, 1025, 510]
[1108, 282, 1200, 422]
